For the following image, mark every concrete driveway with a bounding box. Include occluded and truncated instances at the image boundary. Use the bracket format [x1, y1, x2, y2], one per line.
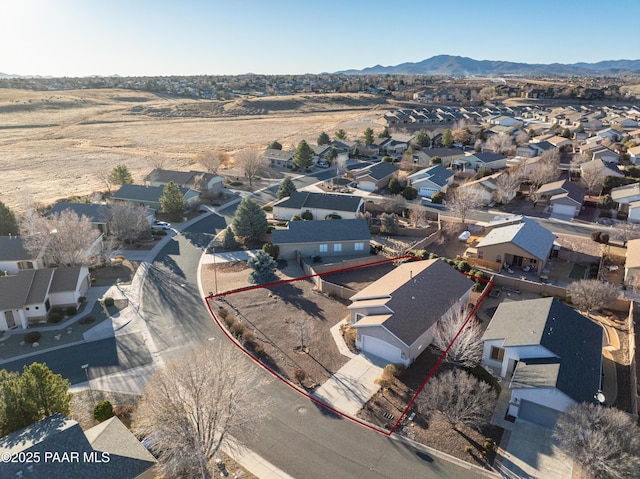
[497, 420, 573, 479]
[312, 353, 386, 416]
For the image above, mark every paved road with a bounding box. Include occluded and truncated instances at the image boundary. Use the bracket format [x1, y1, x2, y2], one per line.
[0, 333, 152, 384]
[141, 215, 495, 479]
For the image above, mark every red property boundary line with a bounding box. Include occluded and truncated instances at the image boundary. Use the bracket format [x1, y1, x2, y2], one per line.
[204, 255, 494, 437]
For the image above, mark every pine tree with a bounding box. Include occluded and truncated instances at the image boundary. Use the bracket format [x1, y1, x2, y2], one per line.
[108, 164, 134, 185]
[363, 128, 374, 145]
[277, 177, 297, 199]
[293, 140, 314, 169]
[247, 250, 278, 284]
[0, 201, 19, 236]
[442, 129, 453, 148]
[222, 226, 239, 250]
[317, 132, 330, 145]
[159, 182, 186, 221]
[232, 197, 268, 243]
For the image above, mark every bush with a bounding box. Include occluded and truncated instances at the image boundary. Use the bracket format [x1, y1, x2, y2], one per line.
[326, 214, 342, 220]
[294, 369, 307, 385]
[262, 205, 273, 212]
[49, 312, 62, 323]
[291, 214, 303, 221]
[409, 249, 428, 259]
[222, 314, 236, 328]
[253, 341, 265, 356]
[152, 229, 168, 236]
[597, 194, 614, 209]
[241, 329, 256, 344]
[312, 255, 322, 263]
[402, 186, 418, 200]
[591, 231, 602, 242]
[454, 260, 471, 273]
[217, 307, 229, 320]
[24, 331, 41, 344]
[228, 181, 243, 186]
[431, 192, 444, 204]
[598, 210, 612, 218]
[464, 364, 501, 395]
[104, 297, 115, 307]
[262, 242, 280, 260]
[600, 233, 609, 244]
[66, 306, 77, 316]
[484, 438, 496, 452]
[229, 321, 246, 338]
[301, 211, 313, 220]
[79, 296, 87, 304]
[617, 211, 628, 220]
[428, 252, 439, 259]
[93, 400, 114, 422]
[79, 315, 96, 325]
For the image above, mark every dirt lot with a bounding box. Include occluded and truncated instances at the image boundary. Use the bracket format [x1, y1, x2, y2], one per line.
[0, 89, 392, 210]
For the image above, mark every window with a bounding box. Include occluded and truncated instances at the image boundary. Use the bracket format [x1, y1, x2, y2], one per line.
[354, 242, 364, 251]
[496, 255, 501, 263]
[477, 250, 484, 259]
[319, 244, 328, 253]
[490, 346, 505, 361]
[18, 261, 34, 270]
[333, 243, 342, 252]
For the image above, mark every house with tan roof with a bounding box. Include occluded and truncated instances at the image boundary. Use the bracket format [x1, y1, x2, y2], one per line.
[624, 238, 640, 285]
[348, 260, 474, 366]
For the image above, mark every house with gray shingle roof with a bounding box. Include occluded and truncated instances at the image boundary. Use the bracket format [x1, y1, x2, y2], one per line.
[348, 259, 474, 366]
[407, 165, 454, 198]
[474, 217, 555, 275]
[0, 236, 44, 275]
[0, 266, 90, 330]
[481, 297, 603, 427]
[463, 151, 508, 171]
[0, 414, 156, 479]
[112, 184, 199, 213]
[536, 179, 585, 218]
[263, 149, 294, 168]
[272, 191, 365, 221]
[272, 219, 371, 260]
[353, 161, 399, 192]
[144, 168, 223, 194]
[48, 202, 113, 235]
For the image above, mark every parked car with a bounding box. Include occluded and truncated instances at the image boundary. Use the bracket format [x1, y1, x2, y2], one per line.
[151, 221, 171, 230]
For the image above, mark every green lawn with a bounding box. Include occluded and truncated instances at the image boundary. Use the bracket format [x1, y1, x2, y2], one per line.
[569, 264, 587, 280]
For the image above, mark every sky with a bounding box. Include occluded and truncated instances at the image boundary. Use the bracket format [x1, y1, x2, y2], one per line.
[2, 0, 640, 77]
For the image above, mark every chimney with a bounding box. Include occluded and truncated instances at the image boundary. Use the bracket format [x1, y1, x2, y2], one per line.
[410, 270, 413, 279]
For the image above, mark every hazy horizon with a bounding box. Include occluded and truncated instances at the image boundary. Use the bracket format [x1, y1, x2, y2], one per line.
[3, 0, 640, 77]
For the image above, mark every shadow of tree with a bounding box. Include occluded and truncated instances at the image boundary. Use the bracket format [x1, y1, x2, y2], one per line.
[267, 283, 325, 320]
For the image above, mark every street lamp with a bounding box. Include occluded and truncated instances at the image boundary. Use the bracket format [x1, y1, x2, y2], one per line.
[81, 363, 95, 403]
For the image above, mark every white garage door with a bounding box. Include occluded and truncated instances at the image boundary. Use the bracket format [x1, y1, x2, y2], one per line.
[419, 187, 438, 198]
[551, 203, 577, 217]
[362, 335, 403, 364]
[358, 181, 376, 192]
[518, 400, 559, 428]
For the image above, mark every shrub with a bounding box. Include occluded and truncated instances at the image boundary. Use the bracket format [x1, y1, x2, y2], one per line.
[52, 307, 64, 315]
[600, 233, 609, 244]
[79, 315, 96, 325]
[241, 329, 256, 344]
[326, 214, 342, 220]
[428, 252, 439, 259]
[617, 211, 628, 220]
[598, 210, 612, 218]
[78, 296, 87, 304]
[113, 405, 134, 429]
[465, 446, 474, 454]
[262, 205, 273, 212]
[66, 306, 77, 316]
[24, 331, 41, 344]
[229, 321, 246, 338]
[222, 314, 236, 328]
[431, 192, 444, 204]
[301, 211, 313, 220]
[253, 341, 265, 356]
[591, 231, 602, 242]
[291, 214, 303, 221]
[312, 255, 322, 263]
[402, 186, 418, 200]
[454, 260, 471, 273]
[409, 249, 428, 259]
[228, 181, 243, 186]
[597, 194, 614, 209]
[294, 369, 307, 385]
[262, 242, 280, 260]
[464, 364, 501, 395]
[93, 400, 114, 422]
[217, 307, 229, 320]
[104, 297, 115, 307]
[49, 312, 62, 323]
[484, 438, 496, 452]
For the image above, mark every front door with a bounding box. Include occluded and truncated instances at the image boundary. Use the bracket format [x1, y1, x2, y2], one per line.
[5, 311, 16, 329]
[513, 256, 524, 267]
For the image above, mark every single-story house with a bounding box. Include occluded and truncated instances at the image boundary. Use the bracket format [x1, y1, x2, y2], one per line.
[545, 135, 573, 149]
[536, 179, 585, 218]
[628, 145, 640, 165]
[515, 141, 555, 158]
[611, 183, 640, 223]
[0, 414, 156, 479]
[263, 149, 294, 168]
[144, 168, 224, 194]
[482, 297, 603, 427]
[457, 173, 500, 205]
[590, 146, 620, 164]
[349, 259, 475, 366]
[579, 158, 623, 180]
[473, 218, 556, 275]
[48, 202, 113, 235]
[463, 152, 508, 171]
[0, 266, 90, 330]
[112, 184, 200, 213]
[407, 165, 454, 198]
[0, 236, 44, 275]
[271, 191, 365, 221]
[418, 148, 467, 168]
[353, 162, 399, 192]
[625, 238, 640, 285]
[272, 219, 371, 260]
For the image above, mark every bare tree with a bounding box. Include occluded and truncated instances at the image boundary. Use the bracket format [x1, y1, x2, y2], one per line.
[446, 186, 483, 224]
[485, 132, 515, 154]
[515, 131, 530, 146]
[197, 150, 229, 174]
[380, 194, 405, 214]
[234, 149, 265, 186]
[146, 152, 166, 170]
[527, 149, 560, 189]
[408, 203, 427, 227]
[291, 317, 311, 350]
[133, 344, 270, 479]
[614, 222, 640, 246]
[416, 369, 496, 431]
[21, 210, 101, 266]
[567, 279, 618, 317]
[495, 170, 522, 205]
[553, 403, 640, 479]
[108, 204, 150, 243]
[432, 306, 483, 367]
[580, 162, 607, 195]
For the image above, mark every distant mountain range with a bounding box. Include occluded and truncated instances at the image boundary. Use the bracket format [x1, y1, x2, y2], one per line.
[336, 55, 640, 76]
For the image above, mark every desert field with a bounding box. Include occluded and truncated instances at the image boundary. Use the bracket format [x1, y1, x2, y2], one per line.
[0, 89, 392, 210]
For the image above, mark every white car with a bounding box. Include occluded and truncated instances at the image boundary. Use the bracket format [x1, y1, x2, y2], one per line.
[151, 221, 171, 230]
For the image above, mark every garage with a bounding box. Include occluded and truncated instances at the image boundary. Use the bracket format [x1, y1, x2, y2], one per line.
[551, 203, 577, 218]
[357, 180, 376, 192]
[361, 335, 403, 364]
[418, 187, 438, 198]
[518, 400, 559, 428]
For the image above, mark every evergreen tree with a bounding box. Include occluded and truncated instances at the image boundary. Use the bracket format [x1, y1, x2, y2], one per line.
[414, 129, 430, 148]
[326, 147, 338, 163]
[363, 127, 375, 145]
[441, 129, 454, 148]
[159, 182, 186, 221]
[293, 140, 314, 169]
[277, 177, 297, 199]
[0, 201, 19, 236]
[317, 132, 330, 146]
[334, 129, 347, 140]
[267, 140, 282, 150]
[247, 250, 278, 284]
[402, 186, 418, 200]
[222, 226, 239, 250]
[108, 164, 134, 186]
[378, 127, 391, 139]
[232, 197, 268, 243]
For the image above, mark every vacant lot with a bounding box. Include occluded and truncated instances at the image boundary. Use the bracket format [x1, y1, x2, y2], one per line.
[0, 89, 391, 210]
